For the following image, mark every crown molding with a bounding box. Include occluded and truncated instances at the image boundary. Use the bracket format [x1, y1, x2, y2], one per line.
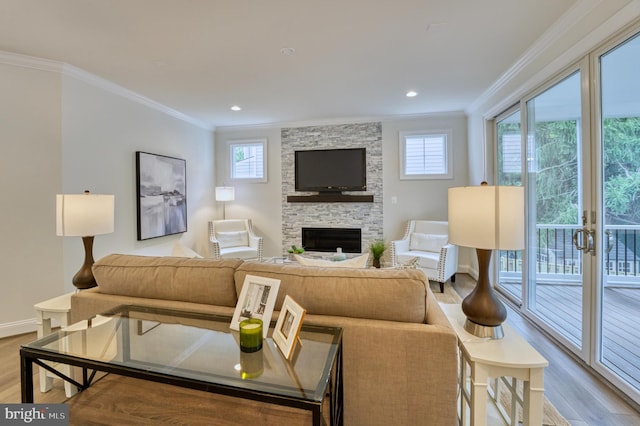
[474, 0, 640, 120]
[61, 64, 213, 131]
[0, 50, 212, 131]
[215, 110, 467, 133]
[0, 50, 64, 73]
[466, 0, 604, 116]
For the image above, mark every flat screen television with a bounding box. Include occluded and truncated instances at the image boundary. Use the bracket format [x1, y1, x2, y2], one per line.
[295, 148, 366, 193]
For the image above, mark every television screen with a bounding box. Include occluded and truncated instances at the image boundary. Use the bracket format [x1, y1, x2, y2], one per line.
[295, 148, 366, 193]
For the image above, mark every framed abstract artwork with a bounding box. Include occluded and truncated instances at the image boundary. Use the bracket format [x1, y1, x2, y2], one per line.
[136, 151, 187, 240]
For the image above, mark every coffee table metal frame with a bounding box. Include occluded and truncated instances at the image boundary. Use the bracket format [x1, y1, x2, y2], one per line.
[21, 305, 343, 426]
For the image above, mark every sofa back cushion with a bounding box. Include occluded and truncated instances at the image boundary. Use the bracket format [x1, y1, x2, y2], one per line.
[92, 254, 242, 307]
[235, 262, 429, 323]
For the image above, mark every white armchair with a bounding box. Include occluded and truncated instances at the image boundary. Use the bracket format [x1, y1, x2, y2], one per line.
[390, 220, 458, 293]
[208, 219, 264, 261]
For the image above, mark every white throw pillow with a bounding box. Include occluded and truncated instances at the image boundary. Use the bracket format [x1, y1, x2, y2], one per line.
[294, 253, 370, 268]
[171, 241, 203, 258]
[216, 230, 249, 248]
[409, 233, 448, 253]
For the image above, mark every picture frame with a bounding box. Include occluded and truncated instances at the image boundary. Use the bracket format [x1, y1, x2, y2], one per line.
[273, 295, 306, 360]
[136, 151, 187, 240]
[230, 274, 280, 338]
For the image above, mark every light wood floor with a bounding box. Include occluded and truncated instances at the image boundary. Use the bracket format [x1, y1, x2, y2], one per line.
[450, 275, 640, 426]
[2, 275, 640, 425]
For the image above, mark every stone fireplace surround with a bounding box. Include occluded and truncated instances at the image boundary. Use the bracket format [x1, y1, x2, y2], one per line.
[281, 122, 383, 255]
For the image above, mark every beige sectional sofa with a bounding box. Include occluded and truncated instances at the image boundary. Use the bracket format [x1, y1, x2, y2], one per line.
[71, 254, 458, 426]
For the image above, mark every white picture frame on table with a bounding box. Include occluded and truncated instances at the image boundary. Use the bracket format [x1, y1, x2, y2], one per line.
[273, 295, 306, 360]
[230, 274, 280, 338]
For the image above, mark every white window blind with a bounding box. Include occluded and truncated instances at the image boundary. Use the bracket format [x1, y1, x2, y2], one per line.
[400, 131, 452, 179]
[230, 139, 267, 182]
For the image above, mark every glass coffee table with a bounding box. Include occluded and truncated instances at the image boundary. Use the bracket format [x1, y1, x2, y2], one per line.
[21, 305, 343, 426]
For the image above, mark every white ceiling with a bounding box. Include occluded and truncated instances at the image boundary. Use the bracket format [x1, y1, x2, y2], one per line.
[0, 0, 579, 129]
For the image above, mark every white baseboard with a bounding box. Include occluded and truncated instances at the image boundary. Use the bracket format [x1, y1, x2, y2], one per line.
[456, 265, 478, 281]
[0, 318, 37, 339]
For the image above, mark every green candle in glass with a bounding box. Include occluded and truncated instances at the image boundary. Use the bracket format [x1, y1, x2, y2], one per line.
[239, 318, 263, 352]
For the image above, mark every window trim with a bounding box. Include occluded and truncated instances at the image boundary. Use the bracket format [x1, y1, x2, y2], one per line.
[228, 138, 267, 183]
[399, 129, 453, 180]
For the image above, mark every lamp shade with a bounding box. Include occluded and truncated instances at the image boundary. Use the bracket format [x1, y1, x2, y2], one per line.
[215, 187, 235, 202]
[56, 193, 115, 237]
[448, 185, 524, 251]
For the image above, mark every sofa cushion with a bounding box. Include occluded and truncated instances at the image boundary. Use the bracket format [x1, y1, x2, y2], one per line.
[92, 254, 242, 307]
[409, 233, 448, 253]
[216, 230, 249, 248]
[235, 262, 429, 323]
[294, 253, 369, 268]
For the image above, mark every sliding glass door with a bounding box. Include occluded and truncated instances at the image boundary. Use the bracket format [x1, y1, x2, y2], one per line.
[494, 27, 640, 405]
[524, 69, 589, 355]
[594, 29, 640, 401]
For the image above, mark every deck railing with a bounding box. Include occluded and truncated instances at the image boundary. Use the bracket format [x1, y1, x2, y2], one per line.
[498, 224, 640, 287]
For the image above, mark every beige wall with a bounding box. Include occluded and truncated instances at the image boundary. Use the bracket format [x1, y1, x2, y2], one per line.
[380, 114, 468, 241]
[0, 63, 63, 333]
[61, 75, 215, 274]
[215, 113, 469, 262]
[0, 58, 214, 337]
[214, 127, 283, 257]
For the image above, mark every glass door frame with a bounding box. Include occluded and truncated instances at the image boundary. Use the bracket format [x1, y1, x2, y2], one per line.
[492, 22, 640, 407]
[512, 57, 594, 364]
[589, 23, 640, 404]
[494, 104, 525, 307]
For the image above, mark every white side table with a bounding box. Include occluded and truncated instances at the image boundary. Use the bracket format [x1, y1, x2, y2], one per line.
[440, 303, 549, 426]
[34, 292, 77, 397]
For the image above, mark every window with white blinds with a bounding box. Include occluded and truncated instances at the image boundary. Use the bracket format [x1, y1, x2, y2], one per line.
[229, 139, 267, 182]
[399, 130, 452, 179]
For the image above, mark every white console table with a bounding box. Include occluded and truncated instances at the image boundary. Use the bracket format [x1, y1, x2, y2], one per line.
[34, 292, 77, 397]
[441, 304, 548, 426]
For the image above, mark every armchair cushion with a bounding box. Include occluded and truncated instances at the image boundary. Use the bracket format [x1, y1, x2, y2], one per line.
[219, 246, 258, 258]
[398, 251, 439, 270]
[409, 233, 448, 253]
[391, 220, 459, 292]
[216, 230, 249, 248]
[208, 219, 264, 261]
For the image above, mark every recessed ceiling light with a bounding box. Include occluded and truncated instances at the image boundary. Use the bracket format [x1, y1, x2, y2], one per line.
[406, 91, 418, 98]
[230, 105, 242, 111]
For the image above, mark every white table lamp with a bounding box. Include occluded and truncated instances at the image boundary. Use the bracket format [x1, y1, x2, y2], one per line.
[56, 190, 115, 289]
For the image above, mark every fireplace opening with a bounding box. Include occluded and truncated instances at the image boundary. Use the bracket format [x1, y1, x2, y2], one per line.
[301, 227, 362, 253]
